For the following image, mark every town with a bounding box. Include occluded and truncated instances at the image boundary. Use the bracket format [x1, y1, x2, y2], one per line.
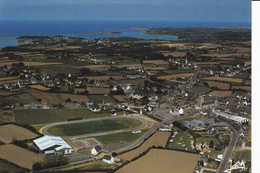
[0, 27, 251, 173]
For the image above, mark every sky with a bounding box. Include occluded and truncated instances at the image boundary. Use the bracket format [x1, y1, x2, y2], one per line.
[0, 0, 251, 23]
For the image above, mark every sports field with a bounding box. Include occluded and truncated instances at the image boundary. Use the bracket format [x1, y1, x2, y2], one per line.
[48, 117, 142, 136]
[92, 129, 149, 145]
[72, 138, 102, 149]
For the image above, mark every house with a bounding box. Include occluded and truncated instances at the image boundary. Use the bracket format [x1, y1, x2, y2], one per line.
[91, 146, 102, 156]
[124, 112, 130, 116]
[178, 108, 184, 115]
[103, 155, 115, 164]
[144, 105, 153, 112]
[197, 95, 219, 108]
[86, 100, 95, 106]
[169, 108, 174, 115]
[111, 112, 117, 116]
[158, 100, 170, 109]
[33, 136, 73, 155]
[103, 105, 116, 112]
[132, 129, 142, 134]
[159, 125, 172, 131]
[184, 119, 205, 128]
[90, 107, 101, 112]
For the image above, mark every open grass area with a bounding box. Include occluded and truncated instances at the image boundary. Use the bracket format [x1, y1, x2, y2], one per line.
[192, 131, 224, 159]
[233, 150, 251, 161]
[91, 129, 149, 145]
[196, 137, 223, 159]
[104, 70, 123, 75]
[167, 127, 223, 159]
[233, 73, 250, 79]
[87, 95, 114, 104]
[204, 170, 216, 173]
[48, 117, 142, 136]
[23, 88, 88, 105]
[0, 93, 39, 105]
[191, 85, 212, 95]
[75, 160, 117, 171]
[167, 130, 195, 151]
[178, 116, 198, 123]
[0, 111, 14, 124]
[14, 108, 111, 125]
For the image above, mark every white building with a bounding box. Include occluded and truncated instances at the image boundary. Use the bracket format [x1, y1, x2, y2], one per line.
[91, 146, 102, 156]
[213, 110, 250, 124]
[179, 108, 184, 115]
[159, 125, 172, 131]
[132, 130, 142, 134]
[103, 155, 115, 164]
[33, 136, 73, 154]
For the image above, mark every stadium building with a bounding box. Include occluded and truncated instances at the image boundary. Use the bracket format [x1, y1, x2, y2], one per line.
[33, 135, 73, 154]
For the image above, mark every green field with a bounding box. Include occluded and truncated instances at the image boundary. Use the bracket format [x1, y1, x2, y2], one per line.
[87, 95, 115, 104]
[48, 117, 142, 136]
[0, 93, 39, 105]
[14, 108, 112, 125]
[204, 171, 216, 173]
[233, 73, 250, 79]
[178, 116, 198, 123]
[233, 149, 251, 161]
[191, 85, 212, 95]
[192, 131, 224, 159]
[167, 127, 223, 159]
[91, 129, 149, 145]
[167, 129, 194, 151]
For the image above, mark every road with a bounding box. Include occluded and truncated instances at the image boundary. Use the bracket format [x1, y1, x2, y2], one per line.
[114, 115, 186, 154]
[217, 122, 239, 173]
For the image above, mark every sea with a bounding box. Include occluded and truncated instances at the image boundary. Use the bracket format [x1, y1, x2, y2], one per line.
[0, 20, 251, 48]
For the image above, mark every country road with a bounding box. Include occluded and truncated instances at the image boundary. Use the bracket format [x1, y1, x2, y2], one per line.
[217, 122, 239, 173]
[114, 115, 187, 154]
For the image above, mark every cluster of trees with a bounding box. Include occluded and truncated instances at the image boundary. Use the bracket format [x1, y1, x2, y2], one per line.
[33, 155, 69, 171]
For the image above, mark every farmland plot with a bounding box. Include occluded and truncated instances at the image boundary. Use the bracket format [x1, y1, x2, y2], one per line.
[0, 144, 44, 170]
[118, 131, 170, 161]
[0, 124, 38, 144]
[117, 149, 201, 173]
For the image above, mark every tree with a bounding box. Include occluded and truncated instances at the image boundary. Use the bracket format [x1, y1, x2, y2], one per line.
[65, 98, 72, 102]
[79, 68, 90, 76]
[215, 143, 222, 151]
[209, 141, 214, 148]
[32, 162, 43, 171]
[43, 155, 68, 169]
[12, 137, 17, 143]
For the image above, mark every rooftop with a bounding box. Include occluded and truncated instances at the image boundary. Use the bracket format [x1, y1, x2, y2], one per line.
[33, 135, 72, 151]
